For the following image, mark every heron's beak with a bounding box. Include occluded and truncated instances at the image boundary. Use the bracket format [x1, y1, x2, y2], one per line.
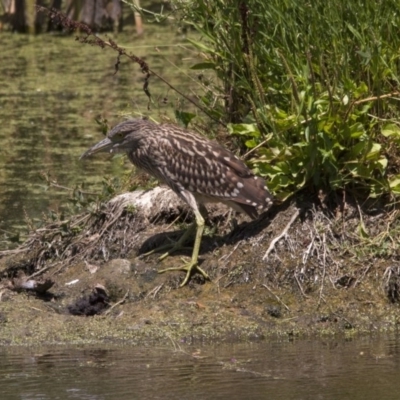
[80, 137, 114, 159]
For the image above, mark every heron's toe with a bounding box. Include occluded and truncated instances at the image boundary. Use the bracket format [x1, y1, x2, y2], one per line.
[158, 260, 209, 287]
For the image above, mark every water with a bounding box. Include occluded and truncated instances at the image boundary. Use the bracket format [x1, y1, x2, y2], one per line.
[1, 336, 400, 399]
[2, 20, 399, 400]
[0, 26, 199, 247]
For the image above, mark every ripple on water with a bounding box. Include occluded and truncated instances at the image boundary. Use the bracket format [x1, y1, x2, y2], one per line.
[1, 336, 400, 400]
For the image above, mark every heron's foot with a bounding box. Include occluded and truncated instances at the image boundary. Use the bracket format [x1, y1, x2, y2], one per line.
[142, 239, 181, 258]
[142, 223, 196, 260]
[158, 258, 210, 287]
[141, 240, 191, 260]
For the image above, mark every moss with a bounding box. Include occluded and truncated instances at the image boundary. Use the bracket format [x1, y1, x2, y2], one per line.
[1, 192, 400, 345]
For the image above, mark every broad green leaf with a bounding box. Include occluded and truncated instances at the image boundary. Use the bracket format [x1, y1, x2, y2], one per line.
[271, 175, 291, 187]
[346, 142, 367, 159]
[389, 176, 400, 189]
[381, 123, 400, 137]
[389, 181, 400, 194]
[228, 123, 260, 137]
[348, 163, 372, 178]
[175, 111, 196, 128]
[365, 143, 381, 160]
[354, 82, 369, 97]
[245, 139, 258, 148]
[376, 158, 388, 171]
[349, 123, 365, 138]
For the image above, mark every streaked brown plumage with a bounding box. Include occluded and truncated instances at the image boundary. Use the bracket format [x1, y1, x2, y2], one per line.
[81, 118, 273, 286]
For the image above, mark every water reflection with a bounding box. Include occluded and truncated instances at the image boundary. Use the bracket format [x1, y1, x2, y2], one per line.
[1, 336, 400, 399]
[0, 28, 198, 246]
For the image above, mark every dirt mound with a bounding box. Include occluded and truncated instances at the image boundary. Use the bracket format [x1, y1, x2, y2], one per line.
[0, 188, 399, 345]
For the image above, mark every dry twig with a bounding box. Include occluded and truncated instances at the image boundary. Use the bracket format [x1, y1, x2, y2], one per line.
[104, 290, 129, 316]
[146, 283, 164, 299]
[316, 233, 327, 309]
[294, 272, 309, 298]
[263, 208, 300, 260]
[262, 283, 290, 311]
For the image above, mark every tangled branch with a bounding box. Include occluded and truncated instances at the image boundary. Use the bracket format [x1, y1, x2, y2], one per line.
[36, 6, 219, 121]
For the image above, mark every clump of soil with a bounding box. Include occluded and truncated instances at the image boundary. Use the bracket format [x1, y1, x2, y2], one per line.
[0, 187, 399, 345]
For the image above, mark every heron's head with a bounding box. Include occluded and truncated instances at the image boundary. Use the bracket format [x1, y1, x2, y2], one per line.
[80, 118, 154, 159]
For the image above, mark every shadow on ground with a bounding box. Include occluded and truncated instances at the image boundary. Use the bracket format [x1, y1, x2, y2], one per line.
[0, 187, 399, 345]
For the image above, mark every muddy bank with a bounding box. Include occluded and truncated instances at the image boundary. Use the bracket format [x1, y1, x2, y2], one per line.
[0, 187, 399, 345]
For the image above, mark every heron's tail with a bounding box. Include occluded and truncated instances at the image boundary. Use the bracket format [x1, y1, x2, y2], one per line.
[227, 176, 273, 219]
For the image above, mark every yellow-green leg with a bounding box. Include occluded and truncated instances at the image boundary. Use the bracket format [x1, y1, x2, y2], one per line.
[158, 209, 209, 286]
[142, 222, 195, 259]
[158, 222, 196, 261]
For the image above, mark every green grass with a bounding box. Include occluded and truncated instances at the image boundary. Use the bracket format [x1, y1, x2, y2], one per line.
[165, 0, 400, 201]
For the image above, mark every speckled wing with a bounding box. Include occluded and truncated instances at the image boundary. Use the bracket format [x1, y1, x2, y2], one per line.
[157, 125, 273, 219]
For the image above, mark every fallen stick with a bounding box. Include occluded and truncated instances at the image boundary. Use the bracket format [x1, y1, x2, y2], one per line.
[263, 208, 300, 261]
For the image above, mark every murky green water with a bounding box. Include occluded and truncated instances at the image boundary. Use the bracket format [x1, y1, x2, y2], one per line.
[2, 336, 400, 399]
[0, 26, 199, 247]
[2, 21, 400, 400]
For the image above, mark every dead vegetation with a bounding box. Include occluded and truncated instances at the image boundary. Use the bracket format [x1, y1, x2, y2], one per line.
[0, 187, 400, 344]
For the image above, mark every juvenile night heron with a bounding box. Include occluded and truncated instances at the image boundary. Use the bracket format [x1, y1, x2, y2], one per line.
[81, 118, 273, 286]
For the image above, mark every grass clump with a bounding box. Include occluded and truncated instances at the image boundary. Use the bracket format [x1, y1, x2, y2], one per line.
[169, 0, 400, 201]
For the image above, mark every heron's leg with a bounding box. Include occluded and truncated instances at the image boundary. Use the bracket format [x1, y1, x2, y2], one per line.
[158, 209, 209, 286]
[141, 222, 196, 259]
[142, 201, 208, 260]
[158, 222, 196, 260]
